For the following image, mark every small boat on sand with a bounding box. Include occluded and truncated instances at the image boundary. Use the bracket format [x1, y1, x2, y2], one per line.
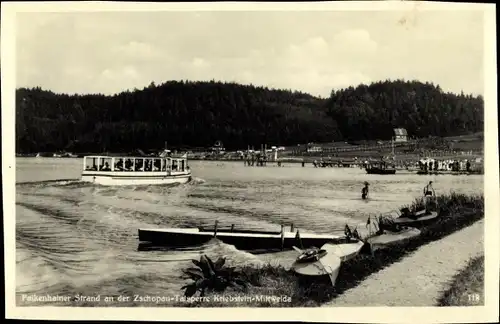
[392, 209, 439, 225]
[291, 239, 365, 286]
[138, 223, 342, 252]
[366, 227, 421, 252]
[290, 225, 365, 286]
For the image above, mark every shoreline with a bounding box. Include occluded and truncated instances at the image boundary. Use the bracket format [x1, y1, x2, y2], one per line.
[15, 155, 483, 174]
[173, 192, 484, 307]
[324, 219, 484, 306]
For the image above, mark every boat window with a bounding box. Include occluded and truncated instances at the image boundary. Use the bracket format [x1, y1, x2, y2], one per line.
[153, 159, 161, 171]
[86, 157, 98, 171]
[144, 159, 153, 172]
[99, 157, 112, 171]
[180, 160, 185, 172]
[114, 158, 124, 171]
[172, 159, 178, 171]
[134, 158, 143, 171]
[124, 159, 133, 171]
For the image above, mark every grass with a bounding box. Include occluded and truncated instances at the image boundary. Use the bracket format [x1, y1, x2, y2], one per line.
[436, 254, 485, 306]
[176, 192, 484, 307]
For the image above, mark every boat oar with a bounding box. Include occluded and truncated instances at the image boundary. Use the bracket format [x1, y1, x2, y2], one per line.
[295, 229, 304, 249]
[280, 224, 285, 251]
[213, 220, 218, 238]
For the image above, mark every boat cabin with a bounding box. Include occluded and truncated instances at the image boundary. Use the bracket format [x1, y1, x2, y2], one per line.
[83, 156, 188, 173]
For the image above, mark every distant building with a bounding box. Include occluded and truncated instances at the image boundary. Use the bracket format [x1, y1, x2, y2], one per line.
[306, 143, 323, 153]
[393, 128, 408, 142]
[211, 140, 225, 153]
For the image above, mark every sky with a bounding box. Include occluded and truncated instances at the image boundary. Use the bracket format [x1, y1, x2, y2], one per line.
[16, 8, 485, 98]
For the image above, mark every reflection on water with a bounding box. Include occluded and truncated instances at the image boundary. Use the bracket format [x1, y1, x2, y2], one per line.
[15, 158, 483, 306]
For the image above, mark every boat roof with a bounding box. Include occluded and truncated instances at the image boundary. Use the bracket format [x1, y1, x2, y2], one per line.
[84, 155, 186, 159]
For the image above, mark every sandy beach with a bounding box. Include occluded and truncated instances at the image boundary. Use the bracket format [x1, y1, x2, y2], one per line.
[323, 219, 484, 307]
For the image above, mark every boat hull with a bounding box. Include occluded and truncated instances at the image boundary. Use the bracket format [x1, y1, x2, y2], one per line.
[291, 241, 364, 284]
[393, 211, 439, 225]
[81, 171, 191, 186]
[137, 228, 340, 251]
[367, 227, 421, 252]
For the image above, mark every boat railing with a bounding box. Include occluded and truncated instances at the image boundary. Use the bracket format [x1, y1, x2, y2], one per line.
[83, 155, 190, 173]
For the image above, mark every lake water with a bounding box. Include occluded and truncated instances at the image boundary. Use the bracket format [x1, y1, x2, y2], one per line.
[14, 158, 483, 306]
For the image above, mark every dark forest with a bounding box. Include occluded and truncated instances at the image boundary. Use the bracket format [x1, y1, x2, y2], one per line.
[16, 79, 484, 153]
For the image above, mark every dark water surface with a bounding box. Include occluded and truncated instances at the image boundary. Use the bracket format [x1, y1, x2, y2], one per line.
[15, 158, 483, 306]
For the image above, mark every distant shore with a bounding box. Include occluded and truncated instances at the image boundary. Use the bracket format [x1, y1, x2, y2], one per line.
[15, 154, 484, 174]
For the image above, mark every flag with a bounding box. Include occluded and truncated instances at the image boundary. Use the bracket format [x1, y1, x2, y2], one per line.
[366, 216, 371, 228]
[353, 228, 360, 240]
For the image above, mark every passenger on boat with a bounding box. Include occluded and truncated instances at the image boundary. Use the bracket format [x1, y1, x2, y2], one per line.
[100, 162, 111, 171]
[423, 181, 435, 213]
[115, 159, 124, 171]
[124, 159, 133, 171]
[361, 182, 369, 199]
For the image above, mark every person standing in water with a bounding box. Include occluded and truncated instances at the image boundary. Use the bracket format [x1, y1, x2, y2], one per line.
[423, 181, 435, 213]
[361, 182, 370, 200]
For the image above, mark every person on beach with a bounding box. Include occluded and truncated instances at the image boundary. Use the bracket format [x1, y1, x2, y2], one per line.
[423, 181, 435, 214]
[362, 182, 370, 200]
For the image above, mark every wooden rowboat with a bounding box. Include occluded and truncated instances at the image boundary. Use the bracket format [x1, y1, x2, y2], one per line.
[290, 239, 365, 286]
[366, 227, 421, 252]
[138, 224, 342, 252]
[392, 211, 439, 225]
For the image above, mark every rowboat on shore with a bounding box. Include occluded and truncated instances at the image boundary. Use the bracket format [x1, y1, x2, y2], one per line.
[81, 154, 191, 186]
[392, 210, 439, 225]
[290, 238, 365, 286]
[138, 223, 343, 252]
[366, 226, 421, 252]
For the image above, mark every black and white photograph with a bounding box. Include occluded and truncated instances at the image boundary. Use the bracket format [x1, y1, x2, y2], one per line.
[3, 1, 498, 322]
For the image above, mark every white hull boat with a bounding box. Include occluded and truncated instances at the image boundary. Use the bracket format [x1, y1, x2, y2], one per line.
[290, 239, 365, 286]
[81, 154, 191, 186]
[393, 211, 439, 225]
[366, 227, 421, 252]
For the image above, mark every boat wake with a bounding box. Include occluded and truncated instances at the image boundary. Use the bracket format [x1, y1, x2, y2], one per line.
[188, 177, 206, 185]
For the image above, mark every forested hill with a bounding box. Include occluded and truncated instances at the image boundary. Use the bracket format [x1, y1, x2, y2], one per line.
[15, 79, 483, 153]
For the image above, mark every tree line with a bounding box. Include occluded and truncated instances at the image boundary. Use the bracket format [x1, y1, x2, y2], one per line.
[15, 79, 483, 153]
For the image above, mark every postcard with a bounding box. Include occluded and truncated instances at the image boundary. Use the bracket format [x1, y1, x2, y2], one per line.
[2, 1, 498, 323]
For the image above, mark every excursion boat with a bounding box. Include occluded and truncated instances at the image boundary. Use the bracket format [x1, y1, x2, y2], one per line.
[81, 154, 192, 186]
[365, 161, 396, 175]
